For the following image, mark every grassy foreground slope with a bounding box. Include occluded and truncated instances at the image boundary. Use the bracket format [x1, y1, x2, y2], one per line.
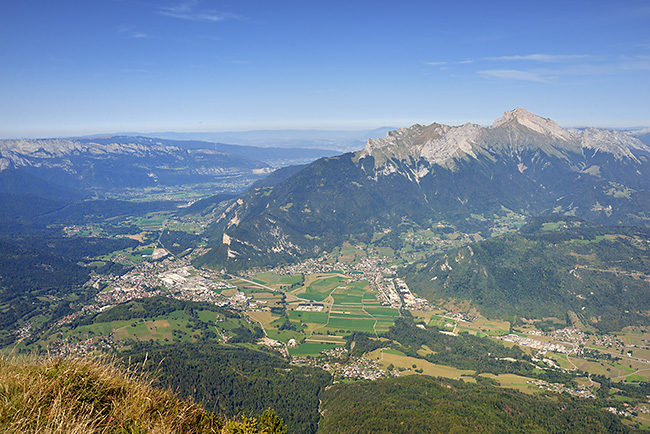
[0, 356, 285, 434]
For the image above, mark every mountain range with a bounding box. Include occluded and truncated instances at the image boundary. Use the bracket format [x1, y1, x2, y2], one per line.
[0, 136, 341, 201]
[120, 127, 396, 152]
[196, 108, 650, 270]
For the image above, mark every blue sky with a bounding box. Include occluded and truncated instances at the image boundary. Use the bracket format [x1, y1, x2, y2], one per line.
[1, 0, 649, 138]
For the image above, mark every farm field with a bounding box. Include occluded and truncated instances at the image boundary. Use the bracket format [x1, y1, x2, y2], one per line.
[28, 307, 257, 353]
[249, 272, 304, 291]
[547, 354, 650, 382]
[478, 373, 539, 394]
[365, 348, 475, 380]
[238, 271, 403, 340]
[293, 274, 350, 302]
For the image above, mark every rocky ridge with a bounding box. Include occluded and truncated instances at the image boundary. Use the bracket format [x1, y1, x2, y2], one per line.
[359, 108, 650, 170]
[0, 137, 271, 196]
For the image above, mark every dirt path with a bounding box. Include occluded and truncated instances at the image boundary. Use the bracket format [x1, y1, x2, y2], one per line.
[565, 354, 578, 370]
[361, 304, 379, 339]
[231, 275, 279, 293]
[613, 367, 650, 381]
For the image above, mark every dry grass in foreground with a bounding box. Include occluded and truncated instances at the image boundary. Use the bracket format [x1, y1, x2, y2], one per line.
[0, 355, 285, 434]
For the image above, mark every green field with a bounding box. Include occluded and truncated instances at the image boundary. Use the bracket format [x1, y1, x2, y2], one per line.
[330, 242, 367, 264]
[331, 293, 364, 304]
[325, 317, 377, 333]
[366, 348, 476, 380]
[165, 221, 203, 234]
[328, 313, 369, 320]
[133, 214, 167, 230]
[29, 307, 257, 352]
[364, 307, 400, 317]
[196, 310, 221, 323]
[53, 313, 196, 345]
[289, 311, 330, 324]
[330, 281, 370, 305]
[299, 275, 349, 301]
[101, 247, 152, 264]
[374, 319, 397, 331]
[362, 292, 378, 302]
[347, 280, 370, 291]
[381, 348, 406, 356]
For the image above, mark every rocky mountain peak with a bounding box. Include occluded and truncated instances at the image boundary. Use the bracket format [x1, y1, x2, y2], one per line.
[577, 127, 650, 160]
[491, 107, 575, 141]
[359, 121, 484, 168]
[356, 108, 648, 174]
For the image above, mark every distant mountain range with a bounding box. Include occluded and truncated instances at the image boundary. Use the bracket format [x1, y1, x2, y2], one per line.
[78, 136, 340, 167]
[196, 108, 650, 270]
[115, 127, 396, 152]
[0, 135, 340, 200]
[628, 127, 650, 146]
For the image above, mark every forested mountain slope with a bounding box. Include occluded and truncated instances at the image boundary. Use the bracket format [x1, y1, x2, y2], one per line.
[404, 216, 650, 331]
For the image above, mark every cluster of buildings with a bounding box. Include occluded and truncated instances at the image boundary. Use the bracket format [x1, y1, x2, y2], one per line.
[30, 251, 263, 346]
[296, 302, 324, 312]
[370, 275, 430, 310]
[373, 275, 401, 307]
[607, 405, 635, 418]
[62, 225, 94, 236]
[527, 327, 628, 352]
[607, 403, 650, 418]
[14, 322, 33, 340]
[259, 337, 289, 357]
[292, 352, 392, 380]
[320, 346, 348, 359]
[48, 335, 119, 357]
[269, 257, 337, 276]
[548, 327, 587, 345]
[93, 286, 163, 311]
[394, 278, 430, 310]
[499, 334, 573, 355]
[589, 333, 626, 350]
[327, 356, 388, 380]
[269, 251, 393, 282]
[53, 304, 112, 329]
[90, 254, 254, 312]
[526, 379, 595, 399]
[402, 229, 473, 254]
[516, 327, 643, 362]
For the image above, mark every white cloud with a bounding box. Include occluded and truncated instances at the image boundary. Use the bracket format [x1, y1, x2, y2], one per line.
[158, 0, 240, 22]
[477, 69, 554, 83]
[430, 52, 648, 84]
[485, 54, 591, 63]
[225, 60, 252, 65]
[118, 25, 151, 39]
[425, 60, 475, 66]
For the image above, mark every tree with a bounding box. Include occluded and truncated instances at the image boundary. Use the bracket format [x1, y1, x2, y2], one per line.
[225, 409, 287, 434]
[259, 408, 287, 434]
